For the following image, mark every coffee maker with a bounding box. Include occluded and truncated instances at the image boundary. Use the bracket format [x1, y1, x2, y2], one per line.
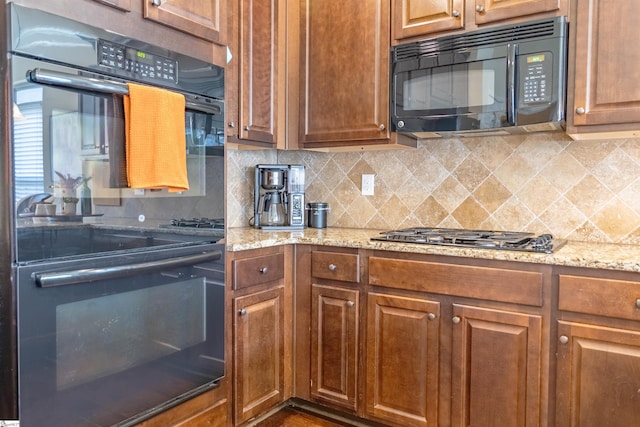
[254, 164, 305, 230]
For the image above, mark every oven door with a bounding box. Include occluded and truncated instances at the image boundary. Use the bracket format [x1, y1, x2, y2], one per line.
[391, 44, 511, 134]
[16, 243, 224, 427]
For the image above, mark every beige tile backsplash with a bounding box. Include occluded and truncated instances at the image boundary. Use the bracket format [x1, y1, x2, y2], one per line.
[227, 132, 640, 244]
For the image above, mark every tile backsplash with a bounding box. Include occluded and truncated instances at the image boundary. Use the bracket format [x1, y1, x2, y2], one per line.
[227, 132, 640, 244]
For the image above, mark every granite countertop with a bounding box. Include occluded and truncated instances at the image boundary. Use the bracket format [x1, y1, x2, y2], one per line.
[226, 227, 640, 273]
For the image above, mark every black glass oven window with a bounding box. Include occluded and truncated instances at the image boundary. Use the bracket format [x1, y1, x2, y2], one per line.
[56, 277, 206, 390]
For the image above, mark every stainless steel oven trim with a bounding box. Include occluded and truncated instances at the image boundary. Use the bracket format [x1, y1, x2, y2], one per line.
[27, 68, 222, 115]
[34, 249, 222, 288]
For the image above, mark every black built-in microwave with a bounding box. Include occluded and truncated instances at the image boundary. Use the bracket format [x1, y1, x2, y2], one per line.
[391, 17, 568, 138]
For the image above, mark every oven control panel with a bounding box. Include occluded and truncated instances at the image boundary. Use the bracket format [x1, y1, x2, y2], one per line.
[97, 39, 178, 84]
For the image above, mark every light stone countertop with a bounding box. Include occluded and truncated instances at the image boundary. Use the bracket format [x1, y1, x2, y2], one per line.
[226, 227, 640, 273]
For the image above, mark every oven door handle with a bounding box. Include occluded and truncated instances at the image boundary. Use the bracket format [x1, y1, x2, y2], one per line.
[33, 250, 222, 288]
[26, 68, 222, 115]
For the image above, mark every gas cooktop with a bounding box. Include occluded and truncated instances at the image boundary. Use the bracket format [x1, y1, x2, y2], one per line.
[371, 227, 566, 254]
[160, 217, 224, 230]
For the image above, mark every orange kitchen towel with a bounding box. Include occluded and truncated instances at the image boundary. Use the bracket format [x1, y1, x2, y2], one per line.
[124, 83, 188, 192]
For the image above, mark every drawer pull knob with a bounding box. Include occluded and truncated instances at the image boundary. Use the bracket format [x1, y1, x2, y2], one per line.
[576, 107, 586, 115]
[476, 4, 485, 13]
[452, 316, 461, 324]
[452, 10, 460, 17]
[428, 313, 436, 320]
[346, 300, 355, 308]
[636, 299, 640, 309]
[259, 267, 268, 274]
[151, 0, 162, 6]
[328, 264, 337, 271]
[238, 308, 247, 316]
[559, 335, 569, 344]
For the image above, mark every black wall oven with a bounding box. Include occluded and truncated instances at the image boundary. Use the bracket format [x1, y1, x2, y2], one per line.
[3, 4, 226, 425]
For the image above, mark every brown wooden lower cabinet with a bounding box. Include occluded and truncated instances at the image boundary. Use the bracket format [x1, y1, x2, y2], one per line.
[365, 292, 440, 427]
[556, 321, 640, 427]
[310, 284, 359, 412]
[233, 286, 285, 424]
[451, 304, 543, 427]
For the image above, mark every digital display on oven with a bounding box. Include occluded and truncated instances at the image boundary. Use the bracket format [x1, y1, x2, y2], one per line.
[97, 39, 178, 84]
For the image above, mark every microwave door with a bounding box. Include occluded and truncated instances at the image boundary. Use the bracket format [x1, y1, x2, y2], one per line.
[393, 46, 510, 133]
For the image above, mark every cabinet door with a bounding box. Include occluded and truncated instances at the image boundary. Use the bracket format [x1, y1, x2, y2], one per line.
[556, 321, 640, 427]
[569, 1, 640, 130]
[235, 0, 281, 144]
[143, 0, 225, 44]
[451, 304, 542, 427]
[474, 0, 560, 25]
[233, 287, 284, 424]
[392, 0, 464, 41]
[298, 0, 391, 146]
[366, 292, 440, 427]
[311, 284, 359, 412]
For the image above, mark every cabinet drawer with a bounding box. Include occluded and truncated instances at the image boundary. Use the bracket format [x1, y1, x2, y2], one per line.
[311, 251, 360, 283]
[369, 257, 543, 306]
[233, 252, 284, 290]
[558, 274, 640, 321]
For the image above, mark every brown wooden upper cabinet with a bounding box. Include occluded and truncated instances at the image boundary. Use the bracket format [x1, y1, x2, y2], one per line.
[226, 0, 285, 148]
[566, 0, 640, 139]
[143, 0, 225, 44]
[392, 0, 565, 43]
[293, 0, 416, 150]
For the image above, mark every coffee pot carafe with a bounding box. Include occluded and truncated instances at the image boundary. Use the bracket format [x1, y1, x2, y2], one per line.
[259, 191, 286, 226]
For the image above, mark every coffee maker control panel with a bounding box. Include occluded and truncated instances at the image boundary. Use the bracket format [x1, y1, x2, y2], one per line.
[289, 194, 305, 227]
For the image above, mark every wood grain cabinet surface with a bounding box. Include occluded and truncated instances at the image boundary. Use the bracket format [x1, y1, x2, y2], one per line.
[555, 271, 640, 427]
[365, 292, 440, 427]
[226, 0, 285, 147]
[392, 0, 565, 43]
[143, 0, 225, 44]
[292, 0, 415, 150]
[566, 0, 640, 139]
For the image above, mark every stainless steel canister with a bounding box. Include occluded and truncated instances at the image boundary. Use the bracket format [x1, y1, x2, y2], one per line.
[306, 202, 329, 228]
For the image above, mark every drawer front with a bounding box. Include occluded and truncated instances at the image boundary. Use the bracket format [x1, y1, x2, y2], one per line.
[559, 274, 640, 321]
[233, 252, 285, 290]
[368, 257, 543, 306]
[311, 251, 360, 283]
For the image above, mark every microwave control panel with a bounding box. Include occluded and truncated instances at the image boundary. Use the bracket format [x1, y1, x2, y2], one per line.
[97, 40, 178, 84]
[522, 52, 552, 104]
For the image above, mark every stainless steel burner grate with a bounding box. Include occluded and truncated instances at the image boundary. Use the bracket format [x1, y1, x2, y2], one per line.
[371, 227, 565, 254]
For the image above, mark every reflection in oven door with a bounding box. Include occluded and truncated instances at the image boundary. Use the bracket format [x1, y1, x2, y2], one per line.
[16, 243, 224, 427]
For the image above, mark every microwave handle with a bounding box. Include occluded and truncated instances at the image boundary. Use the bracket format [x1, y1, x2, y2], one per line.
[506, 43, 518, 126]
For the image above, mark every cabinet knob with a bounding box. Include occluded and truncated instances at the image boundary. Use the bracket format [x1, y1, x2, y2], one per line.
[452, 10, 460, 18]
[378, 124, 386, 131]
[559, 335, 569, 344]
[575, 107, 586, 115]
[428, 313, 436, 320]
[238, 308, 247, 316]
[259, 267, 268, 274]
[244, 125, 250, 131]
[452, 316, 461, 324]
[476, 4, 485, 13]
[227, 121, 236, 128]
[328, 263, 337, 271]
[635, 299, 640, 309]
[151, 0, 162, 6]
[346, 300, 355, 308]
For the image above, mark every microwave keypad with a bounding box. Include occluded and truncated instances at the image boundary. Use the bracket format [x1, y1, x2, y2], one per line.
[523, 53, 552, 104]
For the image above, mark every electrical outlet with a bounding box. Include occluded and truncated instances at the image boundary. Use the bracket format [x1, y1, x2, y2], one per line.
[133, 189, 145, 196]
[362, 174, 375, 196]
